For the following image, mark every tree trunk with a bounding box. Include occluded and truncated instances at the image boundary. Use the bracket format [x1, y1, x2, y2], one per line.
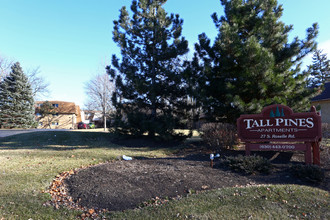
[47, 116, 51, 129]
[104, 115, 107, 131]
[149, 19, 157, 138]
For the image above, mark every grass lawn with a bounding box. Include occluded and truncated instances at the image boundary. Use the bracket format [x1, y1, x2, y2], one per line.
[111, 185, 329, 219]
[0, 130, 329, 219]
[0, 131, 173, 219]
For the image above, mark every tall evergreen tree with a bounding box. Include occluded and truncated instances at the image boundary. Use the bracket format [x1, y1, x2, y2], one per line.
[107, 0, 190, 139]
[309, 49, 330, 87]
[193, 0, 318, 123]
[0, 62, 35, 128]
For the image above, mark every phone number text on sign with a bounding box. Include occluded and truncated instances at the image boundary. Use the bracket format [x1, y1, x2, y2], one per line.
[260, 144, 295, 150]
[249, 143, 307, 151]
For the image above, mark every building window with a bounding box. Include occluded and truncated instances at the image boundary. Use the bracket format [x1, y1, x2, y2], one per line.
[52, 113, 59, 116]
[52, 104, 59, 108]
[52, 121, 59, 126]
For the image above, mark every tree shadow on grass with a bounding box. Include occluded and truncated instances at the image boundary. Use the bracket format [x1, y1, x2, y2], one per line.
[0, 130, 302, 165]
[0, 131, 122, 151]
[0, 131, 190, 156]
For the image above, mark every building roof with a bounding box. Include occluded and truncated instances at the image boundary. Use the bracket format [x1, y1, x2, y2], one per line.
[35, 101, 78, 114]
[311, 82, 330, 102]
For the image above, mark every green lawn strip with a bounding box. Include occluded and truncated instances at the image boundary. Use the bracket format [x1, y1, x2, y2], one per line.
[110, 185, 329, 219]
[0, 131, 172, 219]
[0, 131, 329, 219]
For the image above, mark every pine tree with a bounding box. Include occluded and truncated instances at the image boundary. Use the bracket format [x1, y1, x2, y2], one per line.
[0, 62, 35, 128]
[193, 0, 318, 123]
[107, 0, 190, 139]
[309, 49, 330, 87]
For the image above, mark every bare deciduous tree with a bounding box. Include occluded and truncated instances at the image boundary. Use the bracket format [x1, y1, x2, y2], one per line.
[36, 101, 56, 129]
[84, 73, 115, 131]
[0, 55, 49, 99]
[26, 67, 50, 99]
[0, 55, 14, 81]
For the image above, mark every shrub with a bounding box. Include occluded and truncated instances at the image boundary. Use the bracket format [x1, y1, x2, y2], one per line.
[221, 155, 272, 175]
[290, 164, 325, 183]
[321, 145, 330, 167]
[111, 110, 188, 141]
[320, 123, 330, 166]
[200, 123, 238, 150]
[322, 123, 330, 139]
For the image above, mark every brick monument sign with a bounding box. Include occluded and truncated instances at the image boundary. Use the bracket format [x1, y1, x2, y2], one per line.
[237, 104, 322, 165]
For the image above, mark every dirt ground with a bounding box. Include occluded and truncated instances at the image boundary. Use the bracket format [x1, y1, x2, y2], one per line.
[63, 139, 329, 212]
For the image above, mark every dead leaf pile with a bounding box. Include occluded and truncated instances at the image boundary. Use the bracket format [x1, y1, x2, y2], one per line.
[43, 168, 109, 219]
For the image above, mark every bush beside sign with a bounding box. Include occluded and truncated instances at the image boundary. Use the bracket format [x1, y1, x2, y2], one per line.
[237, 104, 321, 165]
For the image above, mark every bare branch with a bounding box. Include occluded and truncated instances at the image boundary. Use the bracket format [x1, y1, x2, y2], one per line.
[84, 73, 115, 130]
[26, 67, 50, 99]
[0, 54, 50, 99]
[0, 55, 14, 81]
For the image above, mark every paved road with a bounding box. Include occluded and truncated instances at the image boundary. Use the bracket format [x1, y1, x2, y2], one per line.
[0, 129, 69, 138]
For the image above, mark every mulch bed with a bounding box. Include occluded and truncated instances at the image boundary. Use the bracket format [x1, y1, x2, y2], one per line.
[46, 138, 329, 218]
